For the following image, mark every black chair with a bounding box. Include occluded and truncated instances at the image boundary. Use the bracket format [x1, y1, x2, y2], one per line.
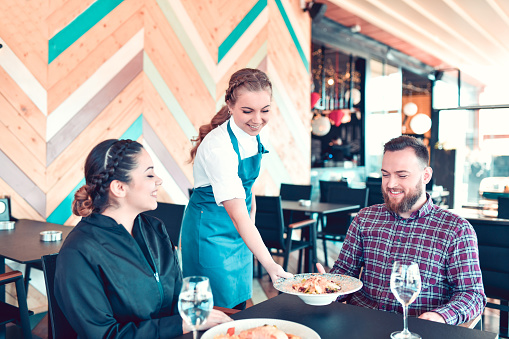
[0, 271, 32, 339]
[142, 202, 186, 247]
[279, 183, 312, 227]
[467, 218, 509, 337]
[255, 196, 316, 277]
[319, 180, 349, 203]
[498, 196, 509, 219]
[366, 181, 384, 206]
[318, 186, 369, 267]
[41, 254, 77, 339]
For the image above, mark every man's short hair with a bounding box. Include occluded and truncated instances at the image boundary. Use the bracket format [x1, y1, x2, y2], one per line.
[384, 135, 429, 168]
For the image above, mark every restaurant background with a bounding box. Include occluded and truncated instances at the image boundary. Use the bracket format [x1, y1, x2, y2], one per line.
[0, 0, 312, 225]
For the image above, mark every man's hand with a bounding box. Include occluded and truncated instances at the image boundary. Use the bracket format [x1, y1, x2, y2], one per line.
[418, 311, 446, 323]
[316, 263, 327, 273]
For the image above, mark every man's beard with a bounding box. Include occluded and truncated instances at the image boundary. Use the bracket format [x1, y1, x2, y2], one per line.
[383, 179, 423, 215]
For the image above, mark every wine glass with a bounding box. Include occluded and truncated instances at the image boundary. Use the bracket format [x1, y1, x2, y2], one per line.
[390, 261, 422, 339]
[178, 276, 213, 339]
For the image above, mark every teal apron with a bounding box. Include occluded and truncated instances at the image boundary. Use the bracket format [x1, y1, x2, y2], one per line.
[181, 121, 268, 308]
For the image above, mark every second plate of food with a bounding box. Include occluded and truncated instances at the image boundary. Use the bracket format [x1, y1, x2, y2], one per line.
[274, 273, 363, 306]
[201, 318, 319, 339]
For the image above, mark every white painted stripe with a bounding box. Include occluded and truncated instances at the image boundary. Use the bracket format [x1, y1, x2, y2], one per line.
[0, 37, 47, 116]
[279, 0, 309, 57]
[268, 61, 310, 155]
[46, 29, 144, 141]
[167, 0, 216, 76]
[144, 52, 198, 141]
[247, 41, 267, 69]
[144, 142, 189, 205]
[156, 0, 216, 98]
[216, 8, 268, 81]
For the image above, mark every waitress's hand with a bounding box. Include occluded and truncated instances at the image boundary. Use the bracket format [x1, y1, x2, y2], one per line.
[265, 262, 293, 283]
[182, 309, 233, 333]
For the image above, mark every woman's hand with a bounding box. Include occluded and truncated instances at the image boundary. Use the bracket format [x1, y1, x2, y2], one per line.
[265, 262, 293, 283]
[316, 263, 327, 274]
[182, 309, 233, 333]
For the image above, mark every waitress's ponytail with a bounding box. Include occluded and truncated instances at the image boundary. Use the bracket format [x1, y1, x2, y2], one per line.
[189, 68, 272, 162]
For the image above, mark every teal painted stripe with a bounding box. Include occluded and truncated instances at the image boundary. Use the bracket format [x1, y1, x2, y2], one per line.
[218, 0, 267, 63]
[155, 0, 215, 98]
[48, 0, 124, 63]
[274, 0, 309, 72]
[144, 53, 198, 141]
[47, 115, 142, 224]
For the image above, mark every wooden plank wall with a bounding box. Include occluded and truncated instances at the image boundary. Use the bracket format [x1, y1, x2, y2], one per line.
[0, 0, 311, 225]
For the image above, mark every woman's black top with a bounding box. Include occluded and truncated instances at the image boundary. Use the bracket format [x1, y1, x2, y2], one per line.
[55, 213, 183, 338]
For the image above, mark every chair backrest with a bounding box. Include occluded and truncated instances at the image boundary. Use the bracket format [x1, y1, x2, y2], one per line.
[142, 202, 186, 247]
[319, 180, 349, 203]
[328, 186, 369, 209]
[255, 196, 286, 250]
[498, 196, 509, 219]
[41, 254, 78, 339]
[279, 183, 312, 201]
[467, 218, 509, 301]
[365, 181, 384, 206]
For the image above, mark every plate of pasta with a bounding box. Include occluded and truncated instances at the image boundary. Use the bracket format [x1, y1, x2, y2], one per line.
[273, 273, 362, 306]
[201, 318, 319, 339]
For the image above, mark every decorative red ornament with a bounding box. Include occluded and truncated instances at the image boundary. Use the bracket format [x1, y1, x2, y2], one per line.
[311, 92, 320, 109]
[328, 109, 345, 127]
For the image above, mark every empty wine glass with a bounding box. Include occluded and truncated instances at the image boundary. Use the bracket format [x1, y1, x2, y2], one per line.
[178, 276, 213, 339]
[390, 261, 422, 339]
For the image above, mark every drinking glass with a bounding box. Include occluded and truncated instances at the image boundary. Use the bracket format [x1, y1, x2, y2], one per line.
[178, 276, 213, 339]
[390, 261, 422, 339]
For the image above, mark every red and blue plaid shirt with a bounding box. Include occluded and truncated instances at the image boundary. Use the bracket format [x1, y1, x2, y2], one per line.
[330, 194, 486, 325]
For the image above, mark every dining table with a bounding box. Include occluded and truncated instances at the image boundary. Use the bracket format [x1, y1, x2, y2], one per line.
[0, 219, 72, 339]
[281, 201, 360, 272]
[173, 293, 498, 339]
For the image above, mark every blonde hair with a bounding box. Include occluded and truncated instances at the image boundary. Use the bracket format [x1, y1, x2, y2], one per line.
[189, 68, 272, 161]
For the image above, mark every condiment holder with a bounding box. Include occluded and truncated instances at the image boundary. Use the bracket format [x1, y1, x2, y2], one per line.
[0, 220, 15, 230]
[299, 199, 312, 207]
[40, 230, 62, 242]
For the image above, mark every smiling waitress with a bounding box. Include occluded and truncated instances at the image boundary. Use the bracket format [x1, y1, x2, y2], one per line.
[181, 68, 292, 310]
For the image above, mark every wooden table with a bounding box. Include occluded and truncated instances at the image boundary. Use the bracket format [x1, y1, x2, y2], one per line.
[173, 293, 498, 339]
[0, 219, 72, 338]
[281, 201, 360, 272]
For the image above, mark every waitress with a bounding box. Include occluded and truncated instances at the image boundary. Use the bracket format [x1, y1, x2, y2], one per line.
[181, 68, 292, 309]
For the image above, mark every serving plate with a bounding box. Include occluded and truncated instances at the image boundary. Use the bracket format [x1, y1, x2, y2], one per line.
[274, 273, 362, 306]
[201, 318, 320, 339]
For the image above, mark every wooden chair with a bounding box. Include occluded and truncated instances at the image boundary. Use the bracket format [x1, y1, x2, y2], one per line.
[319, 180, 348, 203]
[0, 270, 32, 339]
[142, 202, 186, 248]
[255, 196, 316, 277]
[467, 217, 509, 337]
[318, 186, 369, 267]
[41, 254, 77, 339]
[279, 183, 312, 228]
[498, 196, 509, 219]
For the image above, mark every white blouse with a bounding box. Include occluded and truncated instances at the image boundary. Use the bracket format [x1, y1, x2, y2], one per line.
[193, 117, 266, 206]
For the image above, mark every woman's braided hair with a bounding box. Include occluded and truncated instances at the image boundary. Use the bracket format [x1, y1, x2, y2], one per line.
[73, 139, 143, 217]
[189, 68, 272, 161]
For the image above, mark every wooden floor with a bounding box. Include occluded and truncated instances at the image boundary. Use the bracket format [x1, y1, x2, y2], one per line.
[4, 240, 506, 338]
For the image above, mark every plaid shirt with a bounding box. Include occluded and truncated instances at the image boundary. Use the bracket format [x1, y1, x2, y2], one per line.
[330, 194, 486, 325]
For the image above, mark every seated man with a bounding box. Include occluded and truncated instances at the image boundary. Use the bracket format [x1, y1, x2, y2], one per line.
[320, 135, 486, 325]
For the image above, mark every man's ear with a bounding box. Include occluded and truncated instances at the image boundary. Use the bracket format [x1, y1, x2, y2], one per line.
[423, 167, 433, 185]
[109, 180, 127, 198]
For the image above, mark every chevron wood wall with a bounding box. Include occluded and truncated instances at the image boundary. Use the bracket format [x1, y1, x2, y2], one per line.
[0, 0, 311, 226]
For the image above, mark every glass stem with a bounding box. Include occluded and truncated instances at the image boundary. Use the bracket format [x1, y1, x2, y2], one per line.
[192, 329, 197, 339]
[403, 304, 410, 334]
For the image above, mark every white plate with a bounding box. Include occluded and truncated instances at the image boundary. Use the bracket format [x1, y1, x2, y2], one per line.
[274, 273, 363, 306]
[201, 318, 320, 339]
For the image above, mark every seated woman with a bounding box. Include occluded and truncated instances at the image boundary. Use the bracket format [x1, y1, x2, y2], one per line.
[54, 139, 232, 338]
